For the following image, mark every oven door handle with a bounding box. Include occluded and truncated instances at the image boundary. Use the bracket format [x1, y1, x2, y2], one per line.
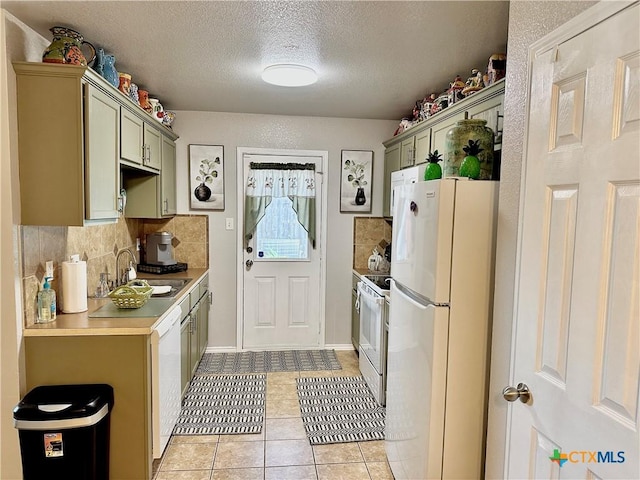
[357, 281, 385, 305]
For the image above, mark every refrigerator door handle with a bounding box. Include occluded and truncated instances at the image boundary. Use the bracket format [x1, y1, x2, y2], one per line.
[391, 279, 430, 310]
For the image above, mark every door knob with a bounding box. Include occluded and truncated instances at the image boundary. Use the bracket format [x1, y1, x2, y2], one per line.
[502, 383, 531, 403]
[245, 259, 253, 268]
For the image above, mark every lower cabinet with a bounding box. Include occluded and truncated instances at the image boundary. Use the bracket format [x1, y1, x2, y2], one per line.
[180, 273, 210, 398]
[180, 311, 191, 398]
[352, 273, 360, 352]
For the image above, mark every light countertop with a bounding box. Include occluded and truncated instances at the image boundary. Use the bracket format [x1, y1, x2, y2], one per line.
[24, 268, 208, 337]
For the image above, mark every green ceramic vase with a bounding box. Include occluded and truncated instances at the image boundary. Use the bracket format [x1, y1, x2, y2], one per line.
[444, 119, 494, 179]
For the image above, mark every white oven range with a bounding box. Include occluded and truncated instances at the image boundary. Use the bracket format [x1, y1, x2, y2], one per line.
[357, 274, 390, 405]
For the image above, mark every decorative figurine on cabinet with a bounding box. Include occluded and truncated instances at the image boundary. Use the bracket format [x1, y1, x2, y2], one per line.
[412, 101, 423, 123]
[447, 75, 466, 105]
[421, 93, 438, 121]
[462, 68, 485, 96]
[430, 94, 448, 116]
[394, 117, 414, 136]
[486, 53, 507, 85]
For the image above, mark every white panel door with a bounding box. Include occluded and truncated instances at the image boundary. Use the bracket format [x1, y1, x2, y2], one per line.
[241, 152, 324, 349]
[506, 3, 640, 479]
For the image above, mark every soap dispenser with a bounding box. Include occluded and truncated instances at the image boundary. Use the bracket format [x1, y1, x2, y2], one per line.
[37, 277, 57, 323]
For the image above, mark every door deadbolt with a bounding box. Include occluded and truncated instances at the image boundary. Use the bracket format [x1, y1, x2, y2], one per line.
[502, 383, 531, 403]
[245, 259, 253, 268]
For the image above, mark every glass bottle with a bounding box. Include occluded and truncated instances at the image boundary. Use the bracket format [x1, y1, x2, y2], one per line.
[95, 272, 110, 298]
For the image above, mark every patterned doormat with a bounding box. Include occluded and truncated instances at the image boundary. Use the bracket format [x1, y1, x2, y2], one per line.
[196, 349, 342, 375]
[173, 374, 265, 435]
[296, 376, 385, 445]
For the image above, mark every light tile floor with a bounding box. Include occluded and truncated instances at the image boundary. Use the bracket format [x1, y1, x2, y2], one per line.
[153, 350, 393, 480]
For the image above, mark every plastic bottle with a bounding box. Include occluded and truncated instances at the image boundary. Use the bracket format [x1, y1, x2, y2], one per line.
[37, 277, 57, 323]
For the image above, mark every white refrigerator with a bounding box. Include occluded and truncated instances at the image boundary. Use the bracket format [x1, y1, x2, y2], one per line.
[385, 178, 499, 480]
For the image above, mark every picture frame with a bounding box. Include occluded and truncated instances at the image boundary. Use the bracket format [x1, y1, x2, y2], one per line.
[189, 144, 224, 210]
[340, 150, 373, 213]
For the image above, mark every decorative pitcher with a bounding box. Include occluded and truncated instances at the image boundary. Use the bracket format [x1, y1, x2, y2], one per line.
[92, 48, 105, 76]
[42, 26, 96, 67]
[102, 54, 119, 88]
[138, 89, 152, 113]
[148, 98, 164, 122]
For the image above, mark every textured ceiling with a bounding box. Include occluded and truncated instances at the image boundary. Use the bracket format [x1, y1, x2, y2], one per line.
[3, 1, 510, 120]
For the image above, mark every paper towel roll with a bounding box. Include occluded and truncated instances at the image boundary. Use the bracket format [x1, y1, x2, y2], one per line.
[62, 260, 88, 313]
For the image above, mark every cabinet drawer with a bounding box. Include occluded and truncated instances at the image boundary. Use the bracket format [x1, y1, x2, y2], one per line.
[178, 296, 190, 322]
[190, 287, 200, 312]
[199, 272, 210, 298]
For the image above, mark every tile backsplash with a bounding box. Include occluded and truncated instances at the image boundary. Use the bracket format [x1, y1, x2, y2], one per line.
[20, 215, 208, 326]
[353, 217, 392, 271]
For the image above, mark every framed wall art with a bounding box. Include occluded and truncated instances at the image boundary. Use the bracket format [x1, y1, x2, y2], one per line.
[189, 144, 224, 210]
[340, 150, 373, 213]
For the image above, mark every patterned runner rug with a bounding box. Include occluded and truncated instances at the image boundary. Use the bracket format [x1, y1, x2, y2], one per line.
[196, 349, 341, 374]
[173, 374, 265, 435]
[296, 376, 385, 445]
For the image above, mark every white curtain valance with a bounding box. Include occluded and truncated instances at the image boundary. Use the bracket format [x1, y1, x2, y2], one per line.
[244, 164, 316, 247]
[245, 168, 316, 199]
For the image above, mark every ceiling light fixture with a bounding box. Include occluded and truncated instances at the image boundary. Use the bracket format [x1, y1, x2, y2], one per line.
[261, 64, 318, 87]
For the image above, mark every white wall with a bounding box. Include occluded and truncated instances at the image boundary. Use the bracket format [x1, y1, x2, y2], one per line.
[172, 112, 397, 348]
[0, 10, 49, 479]
[485, 1, 597, 478]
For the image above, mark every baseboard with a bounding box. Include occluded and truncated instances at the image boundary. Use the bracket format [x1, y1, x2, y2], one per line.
[205, 346, 238, 353]
[205, 344, 355, 353]
[325, 344, 356, 351]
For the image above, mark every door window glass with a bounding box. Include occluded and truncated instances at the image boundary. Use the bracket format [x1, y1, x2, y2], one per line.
[255, 196, 309, 260]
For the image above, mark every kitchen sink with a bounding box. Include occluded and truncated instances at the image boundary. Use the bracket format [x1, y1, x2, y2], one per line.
[142, 278, 192, 298]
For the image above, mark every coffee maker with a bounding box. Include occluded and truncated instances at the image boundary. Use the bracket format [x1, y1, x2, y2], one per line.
[145, 232, 176, 265]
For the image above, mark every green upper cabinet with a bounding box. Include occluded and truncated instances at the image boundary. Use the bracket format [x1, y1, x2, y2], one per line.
[143, 122, 162, 170]
[399, 136, 415, 169]
[85, 84, 120, 221]
[123, 131, 177, 219]
[383, 143, 401, 217]
[120, 105, 163, 172]
[120, 106, 145, 165]
[414, 128, 432, 166]
[161, 135, 177, 216]
[13, 62, 120, 225]
[383, 79, 505, 181]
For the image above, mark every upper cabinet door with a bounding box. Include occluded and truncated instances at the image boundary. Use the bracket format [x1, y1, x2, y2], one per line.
[144, 123, 162, 171]
[120, 106, 144, 165]
[383, 143, 401, 217]
[161, 135, 177, 216]
[85, 84, 120, 220]
[399, 136, 415, 169]
[414, 128, 432, 165]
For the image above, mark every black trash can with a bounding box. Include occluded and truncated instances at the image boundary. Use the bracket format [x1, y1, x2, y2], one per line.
[13, 384, 114, 480]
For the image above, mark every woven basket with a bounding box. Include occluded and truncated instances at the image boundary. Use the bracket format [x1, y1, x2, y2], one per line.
[108, 280, 153, 309]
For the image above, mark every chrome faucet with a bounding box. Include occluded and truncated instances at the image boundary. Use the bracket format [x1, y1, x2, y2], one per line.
[115, 248, 136, 286]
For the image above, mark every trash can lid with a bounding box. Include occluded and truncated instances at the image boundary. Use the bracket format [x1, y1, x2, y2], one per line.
[13, 384, 114, 422]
